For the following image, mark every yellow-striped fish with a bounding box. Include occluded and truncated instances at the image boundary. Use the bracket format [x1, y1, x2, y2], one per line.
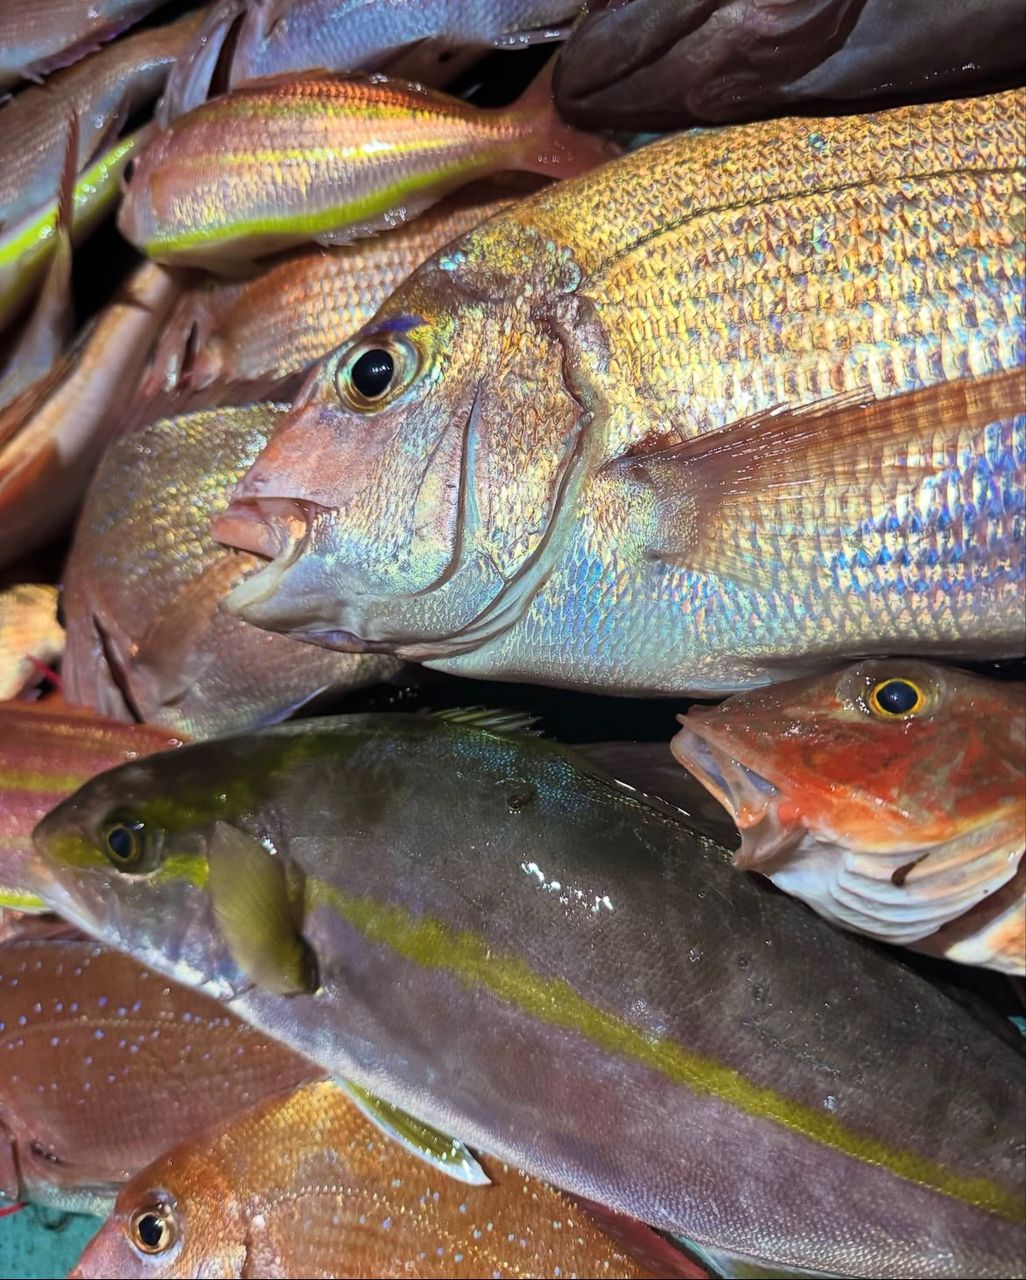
[117, 67, 618, 268]
[27, 712, 1026, 1277]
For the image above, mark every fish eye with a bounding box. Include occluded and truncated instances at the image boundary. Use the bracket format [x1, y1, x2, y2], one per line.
[335, 335, 419, 410]
[868, 677, 927, 718]
[102, 817, 147, 870]
[129, 1200, 176, 1255]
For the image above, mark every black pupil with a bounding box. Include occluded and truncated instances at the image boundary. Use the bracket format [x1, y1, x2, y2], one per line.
[137, 1213, 164, 1248]
[877, 680, 919, 714]
[350, 348, 394, 399]
[107, 825, 137, 861]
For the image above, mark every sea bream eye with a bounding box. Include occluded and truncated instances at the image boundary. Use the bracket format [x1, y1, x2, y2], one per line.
[335, 335, 419, 410]
[868, 677, 927, 718]
[129, 1199, 176, 1255]
[351, 348, 394, 399]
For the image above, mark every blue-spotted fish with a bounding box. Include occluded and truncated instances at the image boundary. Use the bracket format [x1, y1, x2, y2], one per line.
[70, 1079, 675, 1278]
[26, 712, 1026, 1278]
[0, 936, 317, 1213]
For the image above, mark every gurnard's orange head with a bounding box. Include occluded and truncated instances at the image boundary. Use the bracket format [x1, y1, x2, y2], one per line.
[671, 661, 1025, 967]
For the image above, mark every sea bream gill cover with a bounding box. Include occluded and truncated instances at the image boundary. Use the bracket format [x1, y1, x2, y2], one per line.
[0, 3, 1023, 1279]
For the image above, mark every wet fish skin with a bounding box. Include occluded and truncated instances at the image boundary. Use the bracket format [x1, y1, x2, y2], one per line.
[164, 0, 583, 118]
[118, 70, 618, 267]
[0, 261, 177, 569]
[0, 936, 318, 1212]
[71, 1079, 657, 1278]
[27, 713, 1026, 1278]
[219, 89, 1026, 694]
[0, 700, 182, 913]
[144, 193, 511, 394]
[0, 584, 62, 700]
[0, 14, 202, 236]
[670, 660, 1026, 974]
[554, 0, 1026, 130]
[0, 0, 168, 91]
[62, 403, 398, 738]
[0, 125, 151, 335]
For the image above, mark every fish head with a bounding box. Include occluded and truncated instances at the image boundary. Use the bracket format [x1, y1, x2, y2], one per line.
[671, 660, 1026, 868]
[27, 745, 266, 1001]
[70, 1155, 245, 1279]
[215, 225, 595, 661]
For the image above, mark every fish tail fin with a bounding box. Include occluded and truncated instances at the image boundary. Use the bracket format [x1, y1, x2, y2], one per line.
[512, 56, 621, 179]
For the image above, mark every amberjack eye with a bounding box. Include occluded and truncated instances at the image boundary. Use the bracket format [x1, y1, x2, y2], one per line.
[336, 335, 419, 410]
[129, 1198, 177, 1254]
[868, 677, 926, 718]
[102, 816, 147, 870]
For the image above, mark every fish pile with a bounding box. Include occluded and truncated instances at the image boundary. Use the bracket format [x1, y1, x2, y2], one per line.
[0, 1, 1023, 1278]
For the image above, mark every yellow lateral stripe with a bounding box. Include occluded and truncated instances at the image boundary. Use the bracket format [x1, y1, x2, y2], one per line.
[0, 133, 141, 271]
[311, 880, 1025, 1224]
[0, 767, 91, 793]
[144, 152, 498, 254]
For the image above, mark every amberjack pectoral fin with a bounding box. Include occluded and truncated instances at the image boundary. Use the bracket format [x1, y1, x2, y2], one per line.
[208, 820, 318, 996]
[607, 369, 1026, 593]
[333, 1078, 491, 1187]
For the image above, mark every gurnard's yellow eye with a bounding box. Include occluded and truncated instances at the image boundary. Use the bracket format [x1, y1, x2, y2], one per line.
[335, 335, 419, 410]
[868, 677, 927, 719]
[102, 818, 146, 869]
[129, 1200, 176, 1254]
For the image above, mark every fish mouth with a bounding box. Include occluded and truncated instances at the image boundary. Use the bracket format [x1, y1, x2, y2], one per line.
[669, 720, 800, 868]
[213, 498, 319, 612]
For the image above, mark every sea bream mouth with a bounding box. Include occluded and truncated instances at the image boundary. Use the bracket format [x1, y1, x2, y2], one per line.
[214, 497, 326, 617]
[669, 718, 802, 869]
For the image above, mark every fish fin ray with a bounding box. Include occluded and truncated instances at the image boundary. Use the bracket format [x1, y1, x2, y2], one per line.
[208, 821, 318, 996]
[430, 706, 541, 734]
[609, 371, 1025, 591]
[333, 1079, 490, 1186]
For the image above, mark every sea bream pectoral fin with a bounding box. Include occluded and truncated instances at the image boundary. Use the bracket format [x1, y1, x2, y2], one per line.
[207, 820, 319, 996]
[608, 368, 1026, 594]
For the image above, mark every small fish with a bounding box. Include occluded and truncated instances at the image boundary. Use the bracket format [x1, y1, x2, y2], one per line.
[0, 0, 167, 92]
[143, 192, 511, 394]
[217, 90, 1025, 694]
[62, 402, 398, 738]
[27, 711, 1026, 1277]
[0, 936, 318, 1212]
[555, 0, 1026, 130]
[0, 261, 177, 569]
[71, 1078, 669, 1278]
[0, 585, 62, 701]
[163, 0, 583, 118]
[0, 14, 201, 236]
[670, 661, 1026, 975]
[0, 125, 150, 335]
[0, 700, 182, 912]
[118, 66, 619, 267]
